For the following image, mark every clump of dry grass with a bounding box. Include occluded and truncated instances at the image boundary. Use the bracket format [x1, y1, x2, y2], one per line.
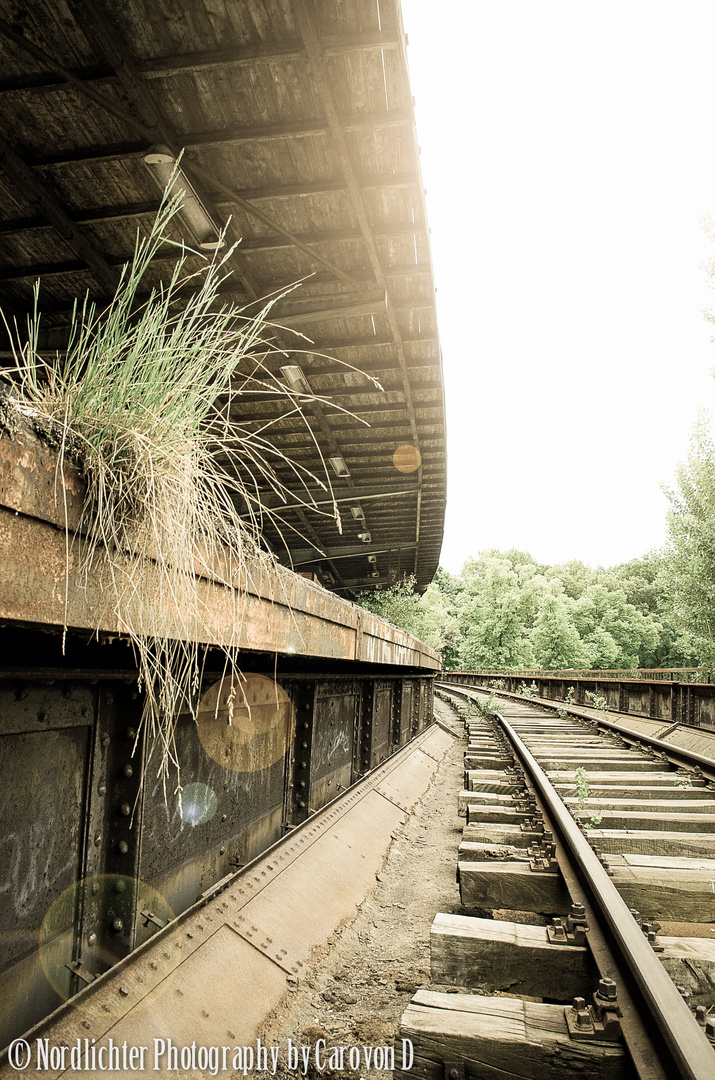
[2, 189, 358, 796]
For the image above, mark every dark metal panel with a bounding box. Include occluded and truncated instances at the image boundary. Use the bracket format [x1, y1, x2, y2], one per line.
[310, 680, 357, 809]
[371, 680, 392, 767]
[138, 701, 288, 916]
[0, 723, 90, 1048]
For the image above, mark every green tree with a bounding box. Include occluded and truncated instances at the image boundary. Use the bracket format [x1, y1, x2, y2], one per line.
[572, 584, 661, 669]
[661, 416, 715, 665]
[530, 586, 591, 669]
[456, 555, 546, 668]
[353, 575, 458, 655]
[354, 576, 423, 636]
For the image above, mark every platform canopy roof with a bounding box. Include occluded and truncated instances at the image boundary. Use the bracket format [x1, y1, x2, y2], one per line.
[0, 0, 446, 593]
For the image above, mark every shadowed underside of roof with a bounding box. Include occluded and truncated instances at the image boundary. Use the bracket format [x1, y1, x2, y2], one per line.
[0, 0, 446, 593]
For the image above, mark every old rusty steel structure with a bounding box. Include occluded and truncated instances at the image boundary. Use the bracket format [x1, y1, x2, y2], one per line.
[0, 382, 441, 1052]
[0, 0, 448, 1055]
[0, 0, 446, 593]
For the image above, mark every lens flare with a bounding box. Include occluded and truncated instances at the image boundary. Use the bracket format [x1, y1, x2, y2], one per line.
[196, 673, 294, 772]
[178, 782, 217, 827]
[39, 876, 173, 1006]
[392, 444, 421, 473]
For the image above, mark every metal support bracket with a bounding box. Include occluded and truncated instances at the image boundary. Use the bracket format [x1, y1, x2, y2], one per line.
[565, 1003, 622, 1042]
[140, 909, 167, 930]
[65, 959, 96, 985]
[547, 917, 588, 947]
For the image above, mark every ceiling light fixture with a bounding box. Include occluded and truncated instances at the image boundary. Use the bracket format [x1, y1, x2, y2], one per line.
[350, 505, 365, 520]
[280, 365, 313, 395]
[357, 531, 372, 544]
[143, 145, 225, 251]
[328, 455, 350, 478]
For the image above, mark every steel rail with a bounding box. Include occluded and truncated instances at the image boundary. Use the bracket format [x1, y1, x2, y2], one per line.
[486, 693, 715, 1080]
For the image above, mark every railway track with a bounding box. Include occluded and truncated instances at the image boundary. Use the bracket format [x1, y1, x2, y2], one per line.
[397, 684, 715, 1080]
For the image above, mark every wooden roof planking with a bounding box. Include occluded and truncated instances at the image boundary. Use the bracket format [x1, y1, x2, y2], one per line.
[0, 0, 446, 595]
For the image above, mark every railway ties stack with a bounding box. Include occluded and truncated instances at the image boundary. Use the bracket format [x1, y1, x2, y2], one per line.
[398, 689, 715, 1080]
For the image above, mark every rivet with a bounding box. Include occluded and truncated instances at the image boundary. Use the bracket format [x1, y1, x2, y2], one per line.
[82, 1021, 91, 1030]
[98, 783, 107, 796]
[123, 764, 133, 778]
[120, 803, 131, 816]
[118, 840, 129, 854]
[105, 693, 114, 706]
[220, 847, 226, 855]
[112, 918, 124, 932]
[91, 881, 100, 894]
[221, 814, 227, 822]
[115, 880, 126, 893]
[94, 832, 102, 847]
[88, 932, 97, 946]
[126, 728, 136, 740]
[102, 734, 110, 747]
[118, 986, 128, 997]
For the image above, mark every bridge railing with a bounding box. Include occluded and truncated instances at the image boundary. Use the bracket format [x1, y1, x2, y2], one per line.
[445, 667, 712, 683]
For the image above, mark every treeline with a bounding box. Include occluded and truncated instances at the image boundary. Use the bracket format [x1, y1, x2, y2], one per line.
[355, 549, 700, 672]
[356, 416, 715, 671]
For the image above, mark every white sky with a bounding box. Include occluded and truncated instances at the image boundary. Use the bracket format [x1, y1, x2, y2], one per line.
[401, 0, 715, 575]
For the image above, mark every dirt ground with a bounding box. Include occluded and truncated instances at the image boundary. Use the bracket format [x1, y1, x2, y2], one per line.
[262, 699, 466, 1079]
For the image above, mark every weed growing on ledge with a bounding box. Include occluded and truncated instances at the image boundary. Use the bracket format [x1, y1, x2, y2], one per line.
[2, 189, 362, 797]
